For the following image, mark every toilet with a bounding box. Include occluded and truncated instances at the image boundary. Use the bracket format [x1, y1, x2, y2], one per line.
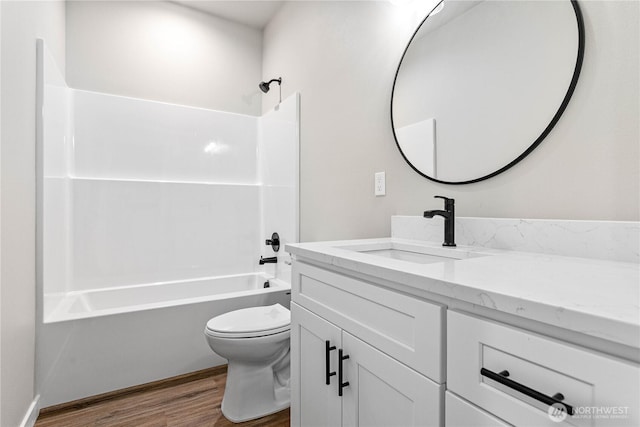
[204, 303, 291, 423]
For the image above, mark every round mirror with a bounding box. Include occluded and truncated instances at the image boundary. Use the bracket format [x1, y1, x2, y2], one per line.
[391, 0, 584, 184]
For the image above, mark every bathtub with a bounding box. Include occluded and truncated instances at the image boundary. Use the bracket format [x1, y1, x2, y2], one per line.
[37, 273, 291, 408]
[43, 272, 288, 323]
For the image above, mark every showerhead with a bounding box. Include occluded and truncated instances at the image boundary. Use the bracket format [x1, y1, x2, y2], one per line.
[259, 77, 282, 93]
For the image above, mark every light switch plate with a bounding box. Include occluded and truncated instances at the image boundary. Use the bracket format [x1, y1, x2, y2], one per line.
[375, 172, 386, 196]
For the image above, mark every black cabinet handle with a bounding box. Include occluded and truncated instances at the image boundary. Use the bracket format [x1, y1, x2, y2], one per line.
[480, 368, 574, 416]
[338, 349, 350, 396]
[325, 340, 336, 385]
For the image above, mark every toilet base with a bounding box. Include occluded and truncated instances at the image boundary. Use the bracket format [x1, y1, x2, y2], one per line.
[220, 346, 291, 423]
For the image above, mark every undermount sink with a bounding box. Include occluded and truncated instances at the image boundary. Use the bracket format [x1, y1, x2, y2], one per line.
[336, 241, 487, 265]
[358, 248, 461, 264]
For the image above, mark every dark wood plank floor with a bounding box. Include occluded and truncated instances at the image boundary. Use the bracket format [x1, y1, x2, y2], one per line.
[35, 366, 290, 427]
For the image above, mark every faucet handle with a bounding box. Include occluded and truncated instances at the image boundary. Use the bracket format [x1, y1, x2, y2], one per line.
[434, 195, 455, 209]
[265, 232, 280, 252]
[433, 196, 456, 206]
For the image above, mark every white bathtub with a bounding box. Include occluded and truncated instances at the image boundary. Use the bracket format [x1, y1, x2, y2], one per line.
[37, 273, 291, 407]
[44, 272, 287, 323]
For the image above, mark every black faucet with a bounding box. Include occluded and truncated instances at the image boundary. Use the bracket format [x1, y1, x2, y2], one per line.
[423, 196, 456, 247]
[259, 256, 277, 265]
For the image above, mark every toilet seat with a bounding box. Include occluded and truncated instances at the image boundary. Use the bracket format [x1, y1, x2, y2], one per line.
[205, 303, 290, 338]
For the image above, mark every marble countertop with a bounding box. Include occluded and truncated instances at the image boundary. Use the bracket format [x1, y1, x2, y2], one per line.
[286, 238, 640, 350]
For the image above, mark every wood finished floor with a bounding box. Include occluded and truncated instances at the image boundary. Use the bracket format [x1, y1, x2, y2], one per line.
[35, 366, 290, 427]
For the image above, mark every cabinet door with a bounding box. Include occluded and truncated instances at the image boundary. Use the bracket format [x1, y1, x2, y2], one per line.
[341, 331, 443, 427]
[291, 303, 342, 427]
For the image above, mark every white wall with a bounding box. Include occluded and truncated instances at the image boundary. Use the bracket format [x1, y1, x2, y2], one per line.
[0, 1, 65, 426]
[262, 0, 640, 242]
[66, 1, 263, 115]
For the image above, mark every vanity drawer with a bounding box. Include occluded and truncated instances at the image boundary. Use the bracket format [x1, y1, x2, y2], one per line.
[447, 311, 639, 427]
[445, 391, 510, 427]
[292, 261, 445, 383]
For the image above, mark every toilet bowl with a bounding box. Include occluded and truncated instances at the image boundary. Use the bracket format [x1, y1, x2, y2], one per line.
[204, 303, 291, 423]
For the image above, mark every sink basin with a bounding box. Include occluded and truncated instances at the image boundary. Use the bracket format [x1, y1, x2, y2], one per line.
[358, 248, 461, 264]
[335, 241, 487, 265]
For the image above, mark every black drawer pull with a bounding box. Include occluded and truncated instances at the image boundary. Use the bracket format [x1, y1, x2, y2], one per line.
[480, 368, 574, 416]
[338, 349, 350, 396]
[325, 341, 336, 385]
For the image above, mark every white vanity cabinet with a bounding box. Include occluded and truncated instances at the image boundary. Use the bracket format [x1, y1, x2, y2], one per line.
[287, 238, 640, 427]
[290, 261, 445, 427]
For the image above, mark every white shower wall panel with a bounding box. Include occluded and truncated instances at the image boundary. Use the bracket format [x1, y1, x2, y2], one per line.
[258, 93, 300, 283]
[43, 87, 72, 178]
[259, 96, 299, 188]
[72, 90, 258, 183]
[41, 42, 72, 296]
[71, 179, 261, 291]
[43, 178, 72, 295]
[262, 185, 297, 280]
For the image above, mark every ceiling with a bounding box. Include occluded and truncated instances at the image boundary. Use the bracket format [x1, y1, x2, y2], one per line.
[172, 1, 285, 29]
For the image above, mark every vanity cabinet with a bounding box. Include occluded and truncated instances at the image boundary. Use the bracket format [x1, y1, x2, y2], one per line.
[291, 261, 445, 427]
[289, 253, 639, 427]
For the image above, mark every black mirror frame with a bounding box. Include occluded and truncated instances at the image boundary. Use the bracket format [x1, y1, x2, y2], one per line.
[390, 0, 585, 185]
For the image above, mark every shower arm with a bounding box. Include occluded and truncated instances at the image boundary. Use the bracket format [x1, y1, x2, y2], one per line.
[259, 77, 283, 103]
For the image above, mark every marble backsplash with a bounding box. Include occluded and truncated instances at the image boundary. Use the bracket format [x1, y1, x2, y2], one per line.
[392, 216, 640, 263]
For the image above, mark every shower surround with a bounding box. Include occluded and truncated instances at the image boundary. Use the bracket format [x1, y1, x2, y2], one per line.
[36, 40, 299, 407]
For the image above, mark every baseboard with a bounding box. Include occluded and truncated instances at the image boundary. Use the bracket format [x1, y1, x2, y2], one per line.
[19, 395, 41, 427]
[39, 365, 226, 417]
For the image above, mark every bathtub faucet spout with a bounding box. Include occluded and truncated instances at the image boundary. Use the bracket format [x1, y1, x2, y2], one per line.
[259, 256, 277, 265]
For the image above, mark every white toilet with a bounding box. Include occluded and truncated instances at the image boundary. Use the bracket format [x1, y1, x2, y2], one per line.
[204, 303, 291, 423]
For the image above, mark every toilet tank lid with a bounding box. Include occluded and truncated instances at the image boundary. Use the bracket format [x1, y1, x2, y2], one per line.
[206, 303, 290, 334]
